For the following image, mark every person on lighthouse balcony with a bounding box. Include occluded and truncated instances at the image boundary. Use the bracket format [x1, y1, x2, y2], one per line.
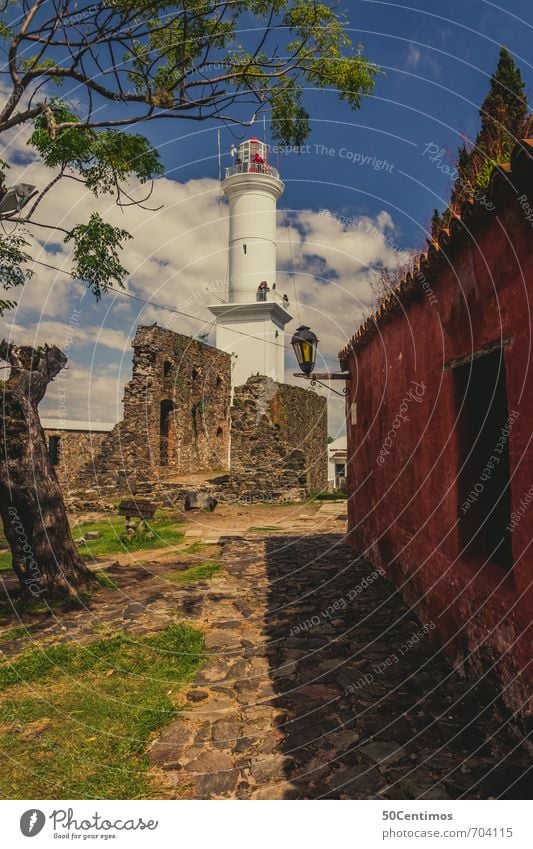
[252, 151, 265, 172]
[257, 280, 269, 301]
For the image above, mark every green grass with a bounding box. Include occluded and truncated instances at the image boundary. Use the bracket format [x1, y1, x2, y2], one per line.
[93, 569, 117, 589]
[0, 624, 37, 643]
[183, 540, 207, 554]
[0, 514, 186, 573]
[73, 515, 186, 561]
[167, 559, 222, 584]
[0, 594, 57, 626]
[0, 623, 204, 798]
[0, 588, 97, 628]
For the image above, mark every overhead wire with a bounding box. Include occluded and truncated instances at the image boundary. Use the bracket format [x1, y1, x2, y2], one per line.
[29, 256, 342, 363]
[285, 208, 302, 326]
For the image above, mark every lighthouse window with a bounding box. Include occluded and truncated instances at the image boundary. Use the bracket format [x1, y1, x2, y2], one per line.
[243, 244, 247, 254]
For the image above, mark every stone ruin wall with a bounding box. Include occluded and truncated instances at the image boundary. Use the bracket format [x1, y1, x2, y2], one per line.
[230, 376, 328, 502]
[70, 325, 232, 495]
[45, 327, 329, 508]
[43, 429, 109, 494]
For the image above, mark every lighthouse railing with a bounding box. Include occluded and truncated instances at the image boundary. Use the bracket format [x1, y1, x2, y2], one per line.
[224, 162, 280, 180]
[209, 288, 289, 307]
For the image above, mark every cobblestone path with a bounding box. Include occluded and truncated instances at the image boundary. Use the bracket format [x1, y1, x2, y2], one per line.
[149, 532, 531, 799]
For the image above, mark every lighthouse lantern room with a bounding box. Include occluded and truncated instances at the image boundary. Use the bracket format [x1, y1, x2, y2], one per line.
[208, 138, 292, 386]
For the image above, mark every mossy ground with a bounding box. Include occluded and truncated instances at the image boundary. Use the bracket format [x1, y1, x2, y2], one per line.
[0, 513, 186, 572]
[0, 623, 204, 798]
[166, 559, 221, 584]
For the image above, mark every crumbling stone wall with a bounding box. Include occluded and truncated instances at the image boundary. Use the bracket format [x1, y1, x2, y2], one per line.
[75, 325, 232, 490]
[43, 429, 109, 492]
[53, 329, 327, 504]
[230, 376, 328, 501]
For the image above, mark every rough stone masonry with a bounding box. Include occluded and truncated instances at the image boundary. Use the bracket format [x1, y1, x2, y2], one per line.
[63, 325, 232, 492]
[230, 375, 327, 502]
[45, 325, 328, 503]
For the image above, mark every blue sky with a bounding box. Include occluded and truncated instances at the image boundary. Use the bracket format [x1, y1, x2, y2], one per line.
[3, 0, 533, 434]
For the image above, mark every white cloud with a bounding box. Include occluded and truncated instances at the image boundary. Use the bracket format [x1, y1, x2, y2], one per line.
[42, 359, 127, 425]
[5, 318, 132, 353]
[405, 43, 441, 77]
[406, 44, 422, 70]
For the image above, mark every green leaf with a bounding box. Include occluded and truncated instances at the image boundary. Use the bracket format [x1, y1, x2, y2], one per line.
[64, 213, 132, 299]
[82, 131, 165, 194]
[271, 80, 310, 147]
[0, 232, 33, 315]
[20, 57, 64, 85]
[29, 101, 164, 195]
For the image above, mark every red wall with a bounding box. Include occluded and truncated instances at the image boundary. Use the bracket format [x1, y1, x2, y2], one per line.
[344, 178, 533, 720]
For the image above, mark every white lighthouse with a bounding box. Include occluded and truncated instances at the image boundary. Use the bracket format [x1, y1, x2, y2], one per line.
[208, 138, 292, 386]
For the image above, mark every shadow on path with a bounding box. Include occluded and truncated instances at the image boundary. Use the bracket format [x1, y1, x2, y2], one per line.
[262, 534, 531, 799]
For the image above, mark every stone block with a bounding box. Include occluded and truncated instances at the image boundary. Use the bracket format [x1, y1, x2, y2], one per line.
[184, 491, 218, 512]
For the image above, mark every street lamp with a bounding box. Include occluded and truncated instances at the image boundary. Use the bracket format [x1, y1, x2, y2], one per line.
[291, 323, 351, 396]
[291, 325, 318, 376]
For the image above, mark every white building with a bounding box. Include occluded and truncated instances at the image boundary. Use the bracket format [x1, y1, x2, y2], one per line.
[208, 138, 293, 386]
[328, 435, 347, 490]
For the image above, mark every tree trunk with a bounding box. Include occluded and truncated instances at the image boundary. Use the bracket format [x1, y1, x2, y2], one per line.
[0, 341, 94, 597]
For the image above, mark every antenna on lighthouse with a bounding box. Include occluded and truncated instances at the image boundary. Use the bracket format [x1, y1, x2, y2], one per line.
[217, 129, 225, 216]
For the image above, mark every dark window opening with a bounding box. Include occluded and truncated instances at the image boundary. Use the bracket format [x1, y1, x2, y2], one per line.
[160, 399, 174, 466]
[454, 348, 512, 568]
[163, 360, 172, 377]
[192, 368, 199, 380]
[216, 426, 223, 437]
[215, 375, 223, 387]
[335, 462, 346, 478]
[48, 435, 61, 466]
[243, 244, 247, 254]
